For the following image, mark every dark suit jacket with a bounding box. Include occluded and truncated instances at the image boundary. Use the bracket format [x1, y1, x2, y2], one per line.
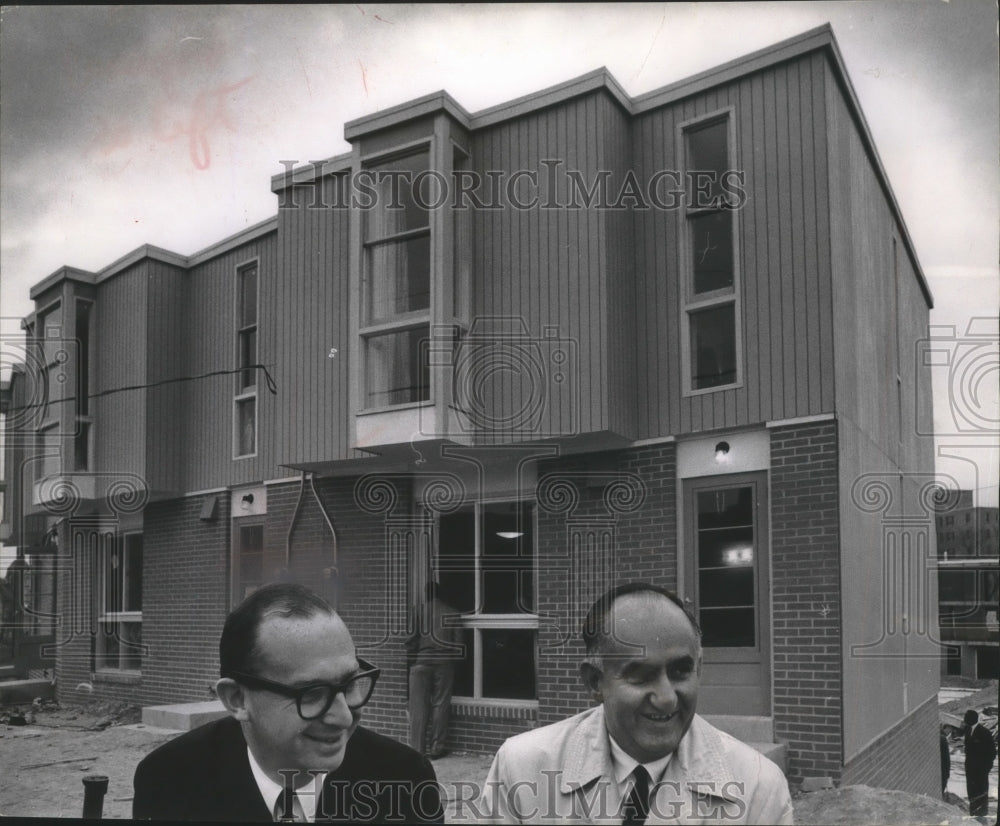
[133, 716, 443, 823]
[965, 722, 997, 777]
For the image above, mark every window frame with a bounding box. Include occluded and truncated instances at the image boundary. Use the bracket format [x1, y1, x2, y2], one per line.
[678, 108, 743, 397]
[358, 144, 433, 411]
[233, 259, 260, 459]
[230, 515, 265, 608]
[431, 497, 539, 703]
[73, 298, 95, 471]
[94, 532, 143, 674]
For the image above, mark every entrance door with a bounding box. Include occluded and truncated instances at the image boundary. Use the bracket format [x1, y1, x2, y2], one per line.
[683, 472, 770, 714]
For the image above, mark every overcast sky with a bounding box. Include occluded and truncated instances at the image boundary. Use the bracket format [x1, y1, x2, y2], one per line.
[1, 2, 997, 504]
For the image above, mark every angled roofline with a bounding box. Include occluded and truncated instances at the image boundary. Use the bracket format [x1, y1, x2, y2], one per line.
[29, 216, 279, 298]
[30, 24, 932, 308]
[315, 22, 931, 307]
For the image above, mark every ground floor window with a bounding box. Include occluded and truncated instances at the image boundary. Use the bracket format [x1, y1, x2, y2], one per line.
[95, 533, 142, 672]
[231, 520, 264, 606]
[436, 500, 537, 700]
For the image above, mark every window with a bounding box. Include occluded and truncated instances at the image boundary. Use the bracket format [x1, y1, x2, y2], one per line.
[682, 114, 740, 393]
[693, 485, 757, 647]
[436, 501, 536, 700]
[234, 263, 258, 457]
[75, 300, 93, 471]
[36, 305, 65, 478]
[361, 151, 431, 408]
[95, 534, 143, 671]
[231, 521, 264, 605]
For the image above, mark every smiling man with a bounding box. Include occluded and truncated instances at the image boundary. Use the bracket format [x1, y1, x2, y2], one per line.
[133, 583, 443, 823]
[475, 583, 792, 824]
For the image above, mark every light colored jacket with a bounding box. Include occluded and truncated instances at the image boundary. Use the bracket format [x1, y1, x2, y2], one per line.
[470, 707, 793, 825]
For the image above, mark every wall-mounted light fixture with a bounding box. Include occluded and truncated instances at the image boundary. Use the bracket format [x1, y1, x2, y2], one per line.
[496, 531, 524, 540]
[714, 441, 731, 463]
[241, 493, 255, 511]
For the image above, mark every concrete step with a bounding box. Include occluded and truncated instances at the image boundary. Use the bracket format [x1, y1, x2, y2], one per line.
[0, 678, 55, 704]
[748, 741, 787, 774]
[142, 700, 228, 731]
[702, 714, 774, 743]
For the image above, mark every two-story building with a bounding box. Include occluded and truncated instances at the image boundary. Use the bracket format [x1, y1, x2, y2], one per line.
[2, 25, 942, 794]
[936, 490, 1000, 679]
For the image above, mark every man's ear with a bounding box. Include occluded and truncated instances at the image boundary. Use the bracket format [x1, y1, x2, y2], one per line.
[215, 678, 250, 721]
[579, 661, 603, 702]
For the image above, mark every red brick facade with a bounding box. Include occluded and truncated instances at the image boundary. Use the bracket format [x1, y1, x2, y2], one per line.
[769, 421, 844, 781]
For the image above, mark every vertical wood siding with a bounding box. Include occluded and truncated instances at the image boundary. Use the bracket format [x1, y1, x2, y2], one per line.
[631, 51, 835, 437]
[144, 261, 186, 495]
[94, 265, 148, 480]
[270, 175, 351, 467]
[182, 232, 280, 490]
[471, 94, 623, 440]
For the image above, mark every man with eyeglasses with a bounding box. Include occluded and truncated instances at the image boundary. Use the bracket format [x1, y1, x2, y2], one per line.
[475, 583, 792, 824]
[133, 583, 443, 822]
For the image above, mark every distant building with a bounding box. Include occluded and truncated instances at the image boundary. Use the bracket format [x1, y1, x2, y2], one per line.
[936, 490, 1000, 679]
[2, 26, 943, 794]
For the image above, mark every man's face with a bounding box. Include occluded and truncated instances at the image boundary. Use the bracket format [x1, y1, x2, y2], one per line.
[586, 594, 701, 763]
[239, 613, 362, 780]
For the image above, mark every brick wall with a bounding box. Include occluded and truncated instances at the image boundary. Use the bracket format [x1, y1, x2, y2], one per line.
[840, 694, 940, 795]
[52, 493, 232, 707]
[54, 517, 102, 705]
[770, 421, 844, 782]
[140, 494, 231, 704]
[535, 443, 677, 726]
[264, 476, 414, 745]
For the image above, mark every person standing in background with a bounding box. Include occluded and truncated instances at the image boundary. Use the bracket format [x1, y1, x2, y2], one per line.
[407, 581, 462, 759]
[963, 708, 997, 820]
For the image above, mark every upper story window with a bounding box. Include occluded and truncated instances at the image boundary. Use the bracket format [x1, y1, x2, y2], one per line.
[682, 113, 741, 393]
[74, 300, 93, 471]
[361, 151, 431, 408]
[234, 262, 258, 458]
[36, 304, 64, 479]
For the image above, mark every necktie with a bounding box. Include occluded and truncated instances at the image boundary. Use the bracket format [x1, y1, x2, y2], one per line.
[275, 787, 306, 822]
[622, 765, 651, 826]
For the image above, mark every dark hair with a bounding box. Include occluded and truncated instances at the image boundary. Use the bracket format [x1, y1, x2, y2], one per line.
[219, 583, 335, 677]
[964, 709, 979, 726]
[581, 582, 701, 656]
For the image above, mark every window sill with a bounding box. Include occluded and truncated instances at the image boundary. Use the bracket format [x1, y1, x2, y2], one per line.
[357, 400, 434, 417]
[93, 669, 141, 685]
[451, 697, 538, 720]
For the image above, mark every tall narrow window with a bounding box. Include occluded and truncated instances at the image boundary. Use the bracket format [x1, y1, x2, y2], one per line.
[75, 300, 93, 471]
[37, 305, 65, 478]
[683, 115, 740, 392]
[234, 263, 258, 457]
[361, 151, 431, 408]
[436, 501, 537, 700]
[231, 521, 264, 605]
[95, 533, 143, 671]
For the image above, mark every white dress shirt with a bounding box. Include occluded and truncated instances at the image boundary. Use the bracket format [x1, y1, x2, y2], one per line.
[246, 747, 324, 822]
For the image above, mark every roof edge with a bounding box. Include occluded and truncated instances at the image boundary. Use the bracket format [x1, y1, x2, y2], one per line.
[344, 90, 471, 141]
[29, 266, 97, 300]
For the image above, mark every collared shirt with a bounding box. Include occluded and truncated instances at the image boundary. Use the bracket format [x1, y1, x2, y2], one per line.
[246, 747, 324, 822]
[607, 733, 672, 815]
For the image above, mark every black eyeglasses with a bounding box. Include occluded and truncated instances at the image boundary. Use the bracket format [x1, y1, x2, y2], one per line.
[228, 658, 380, 719]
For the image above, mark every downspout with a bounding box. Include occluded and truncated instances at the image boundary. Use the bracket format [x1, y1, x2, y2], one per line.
[284, 470, 339, 602]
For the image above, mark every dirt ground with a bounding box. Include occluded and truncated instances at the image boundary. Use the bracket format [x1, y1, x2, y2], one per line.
[0, 694, 993, 823]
